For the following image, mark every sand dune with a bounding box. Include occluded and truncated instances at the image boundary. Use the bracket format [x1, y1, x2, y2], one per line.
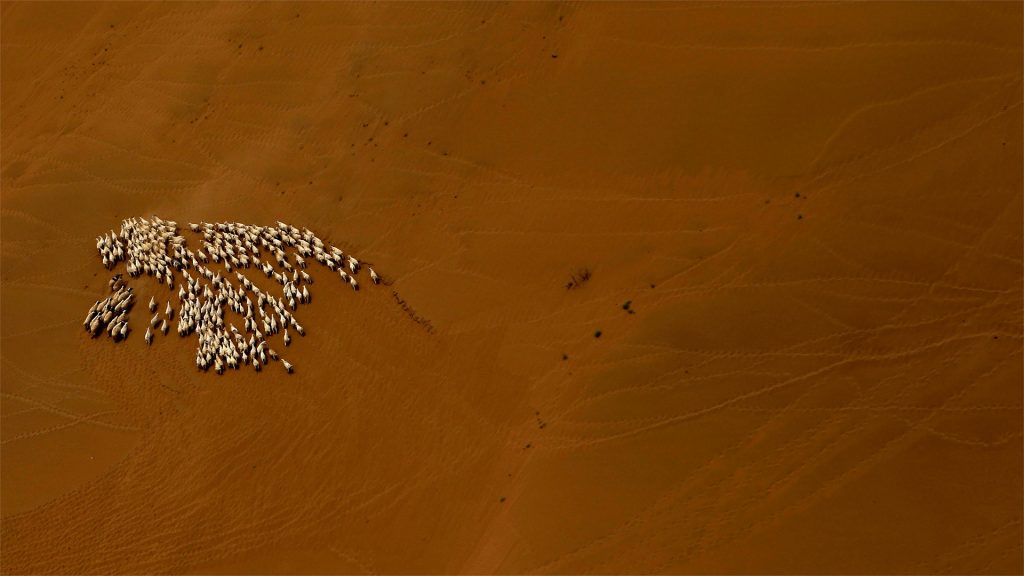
[2, 2, 1021, 573]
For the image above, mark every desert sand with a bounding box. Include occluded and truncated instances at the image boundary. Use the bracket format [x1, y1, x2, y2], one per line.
[1, 2, 1021, 573]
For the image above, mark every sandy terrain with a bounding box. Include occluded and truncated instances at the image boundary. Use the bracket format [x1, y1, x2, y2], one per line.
[1, 2, 1021, 573]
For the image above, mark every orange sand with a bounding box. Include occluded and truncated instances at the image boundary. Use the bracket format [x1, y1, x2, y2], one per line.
[2, 2, 1022, 573]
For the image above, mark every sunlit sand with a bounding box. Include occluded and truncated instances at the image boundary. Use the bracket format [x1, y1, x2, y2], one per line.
[2, 2, 1020, 574]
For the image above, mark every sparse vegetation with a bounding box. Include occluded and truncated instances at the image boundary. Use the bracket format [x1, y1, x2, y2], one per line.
[565, 267, 591, 290]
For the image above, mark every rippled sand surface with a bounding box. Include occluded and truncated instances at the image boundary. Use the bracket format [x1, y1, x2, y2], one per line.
[2, 2, 1021, 573]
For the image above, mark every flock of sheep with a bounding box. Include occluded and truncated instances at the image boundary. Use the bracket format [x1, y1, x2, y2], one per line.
[86, 216, 381, 375]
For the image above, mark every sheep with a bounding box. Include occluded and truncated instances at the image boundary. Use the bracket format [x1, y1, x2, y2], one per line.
[87, 217, 385, 375]
[115, 292, 134, 311]
[282, 359, 293, 373]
